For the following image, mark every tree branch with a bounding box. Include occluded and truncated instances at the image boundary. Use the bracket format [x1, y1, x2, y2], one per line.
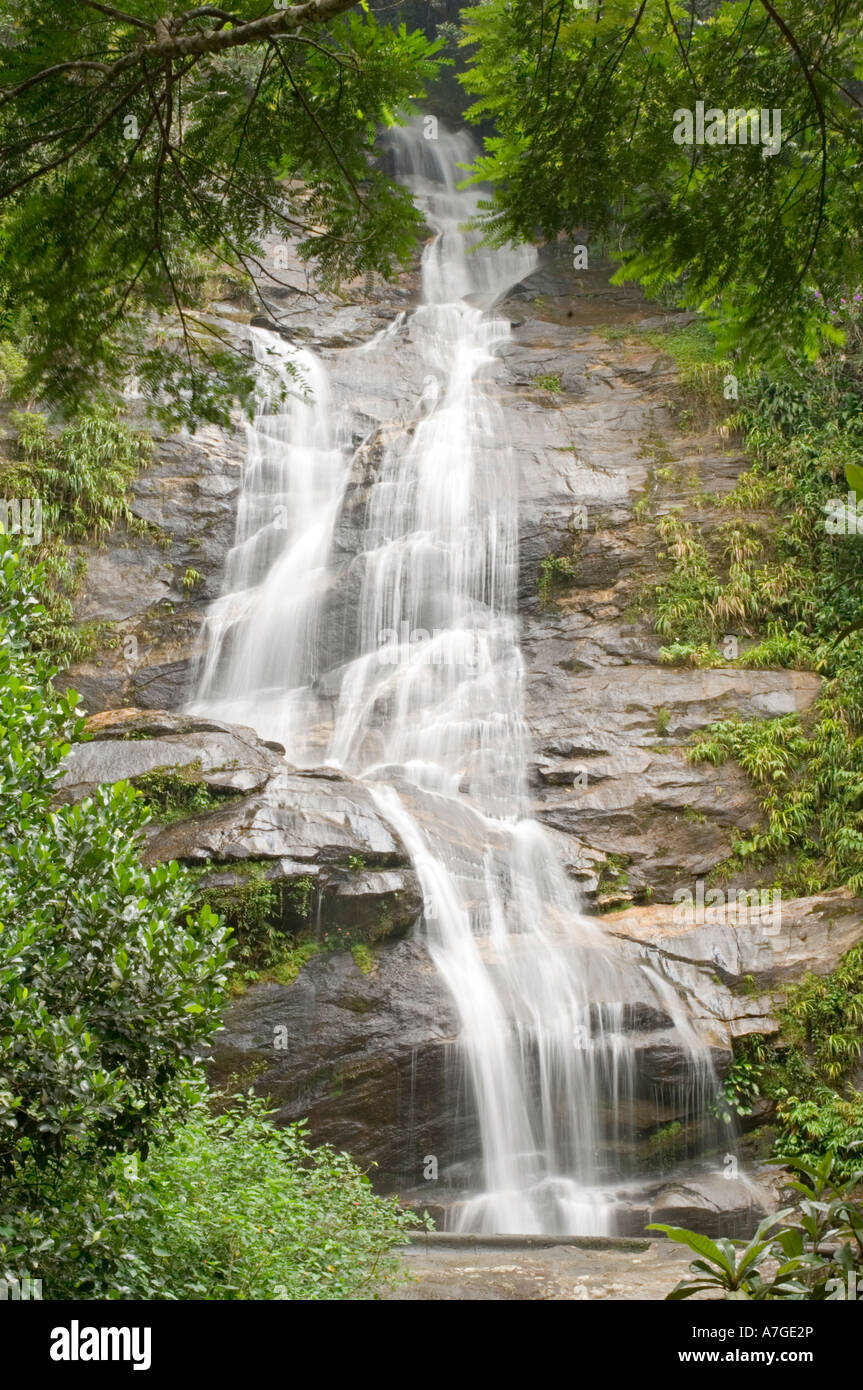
[77, 0, 155, 31]
[757, 0, 828, 286]
[149, 0, 360, 58]
[0, 60, 111, 109]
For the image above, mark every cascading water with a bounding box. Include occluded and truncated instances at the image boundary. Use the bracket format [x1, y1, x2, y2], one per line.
[190, 120, 717, 1234]
[191, 338, 350, 757]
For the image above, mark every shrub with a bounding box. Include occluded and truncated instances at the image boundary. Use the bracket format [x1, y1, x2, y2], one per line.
[651, 1153, 863, 1301]
[104, 1096, 424, 1301]
[0, 539, 230, 1266]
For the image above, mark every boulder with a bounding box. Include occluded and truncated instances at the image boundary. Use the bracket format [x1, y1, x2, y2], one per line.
[58, 711, 283, 803]
[58, 709, 425, 945]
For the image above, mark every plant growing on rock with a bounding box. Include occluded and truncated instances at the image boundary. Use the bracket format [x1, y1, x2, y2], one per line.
[652, 1153, 863, 1301]
[537, 553, 574, 607]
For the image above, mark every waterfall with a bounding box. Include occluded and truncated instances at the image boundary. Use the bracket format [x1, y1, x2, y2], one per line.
[190, 120, 716, 1234]
[189, 339, 350, 757]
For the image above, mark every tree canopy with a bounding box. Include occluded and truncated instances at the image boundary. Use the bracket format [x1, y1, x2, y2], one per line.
[2, 2, 862, 416]
[0, 1, 440, 426]
[461, 0, 863, 365]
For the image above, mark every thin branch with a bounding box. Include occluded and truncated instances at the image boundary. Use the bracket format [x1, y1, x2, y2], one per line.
[76, 0, 155, 31]
[757, 0, 828, 287]
[0, 60, 111, 108]
[268, 39, 366, 209]
[173, 6, 241, 27]
[0, 76, 148, 197]
[663, 0, 698, 100]
[272, 32, 359, 70]
[228, 46, 274, 177]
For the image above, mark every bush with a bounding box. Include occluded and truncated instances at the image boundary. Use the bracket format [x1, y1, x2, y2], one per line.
[0, 539, 232, 1285]
[107, 1096, 423, 1301]
[0, 541, 231, 1176]
[1, 1094, 424, 1301]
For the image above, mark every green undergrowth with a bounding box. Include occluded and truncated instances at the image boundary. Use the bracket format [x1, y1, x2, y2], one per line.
[185, 861, 381, 994]
[133, 764, 236, 825]
[0, 401, 153, 663]
[721, 948, 863, 1179]
[641, 304, 863, 897]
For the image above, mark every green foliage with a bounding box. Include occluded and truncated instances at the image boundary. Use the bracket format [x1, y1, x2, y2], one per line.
[462, 0, 863, 367]
[649, 1210, 807, 1300]
[643, 297, 863, 895]
[689, 698, 863, 892]
[781, 944, 863, 1085]
[0, 407, 152, 664]
[133, 764, 230, 825]
[181, 566, 204, 594]
[537, 552, 574, 606]
[775, 1092, 863, 1176]
[0, 3, 442, 426]
[107, 1096, 424, 1301]
[0, 542, 418, 1299]
[197, 864, 281, 985]
[596, 851, 631, 905]
[725, 951, 863, 1178]
[651, 1154, 863, 1300]
[713, 1056, 762, 1126]
[5, 409, 149, 541]
[351, 943, 375, 975]
[647, 1120, 684, 1166]
[1, 1093, 425, 1299]
[286, 873, 315, 920]
[533, 372, 562, 393]
[0, 538, 232, 1178]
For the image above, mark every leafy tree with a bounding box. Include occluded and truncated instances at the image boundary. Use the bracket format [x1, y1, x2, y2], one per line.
[0, 1, 441, 426]
[461, 0, 863, 365]
[0, 538, 232, 1174]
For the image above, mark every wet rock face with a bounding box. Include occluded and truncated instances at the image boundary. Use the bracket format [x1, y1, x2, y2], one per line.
[59, 242, 823, 903]
[623, 1171, 773, 1240]
[607, 888, 863, 1042]
[208, 941, 466, 1191]
[59, 709, 424, 944]
[207, 933, 729, 1200]
[58, 710, 283, 803]
[56, 422, 247, 714]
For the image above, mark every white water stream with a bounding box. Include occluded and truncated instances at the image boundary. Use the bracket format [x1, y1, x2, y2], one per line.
[189, 122, 714, 1234]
